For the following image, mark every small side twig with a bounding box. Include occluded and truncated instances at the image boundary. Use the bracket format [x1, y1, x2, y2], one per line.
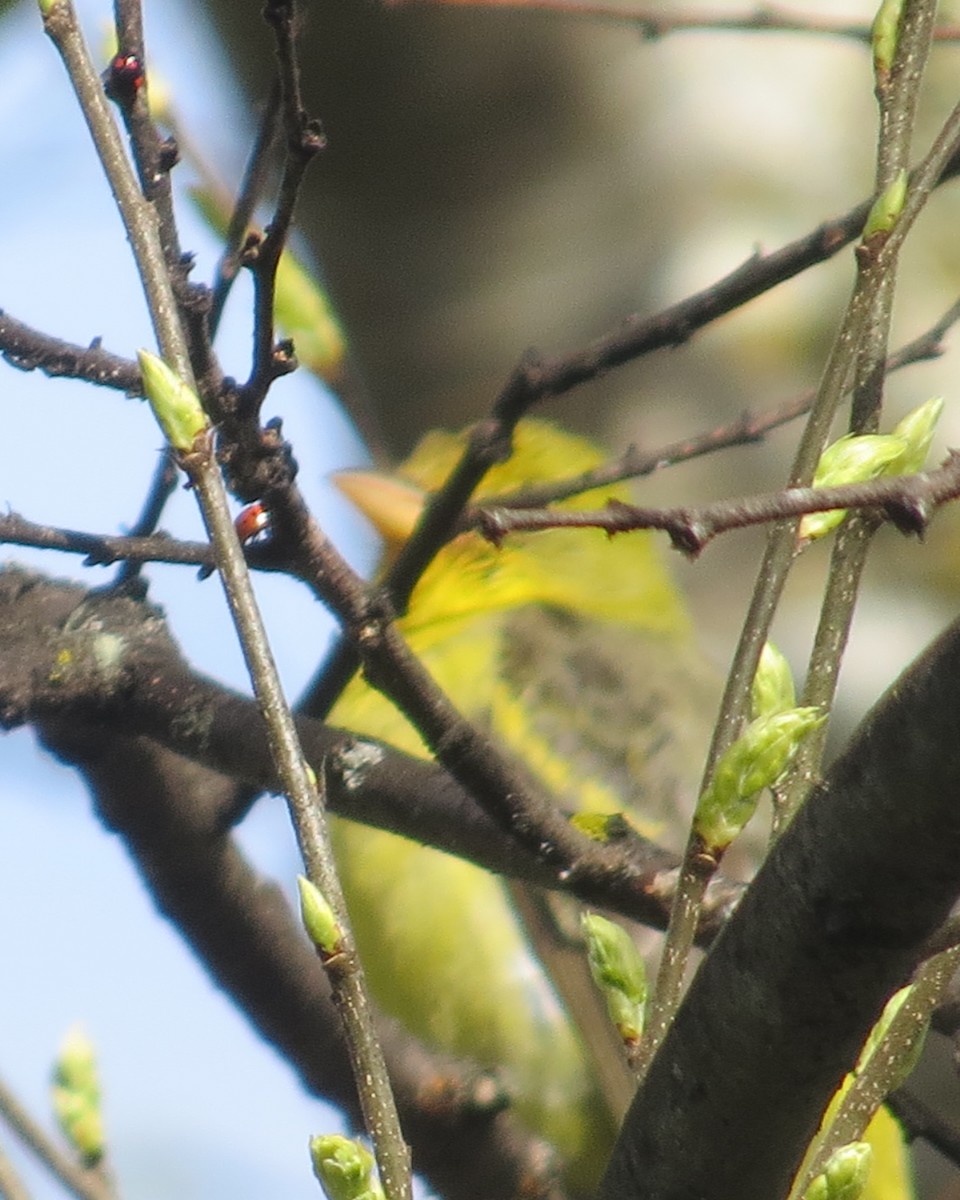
[477, 290, 960, 514]
[110, 450, 181, 587]
[240, 1, 325, 412]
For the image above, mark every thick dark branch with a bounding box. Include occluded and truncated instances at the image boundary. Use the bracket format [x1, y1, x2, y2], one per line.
[602, 612, 960, 1199]
[0, 565, 741, 936]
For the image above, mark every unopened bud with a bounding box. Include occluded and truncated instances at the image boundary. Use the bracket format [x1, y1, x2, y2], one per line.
[889, 396, 943, 475]
[752, 642, 796, 720]
[800, 433, 903, 542]
[309, 1134, 383, 1200]
[805, 1142, 872, 1200]
[137, 350, 207, 452]
[298, 875, 343, 958]
[871, 0, 904, 84]
[51, 1025, 104, 1166]
[696, 708, 824, 852]
[582, 913, 646, 1046]
[862, 169, 908, 240]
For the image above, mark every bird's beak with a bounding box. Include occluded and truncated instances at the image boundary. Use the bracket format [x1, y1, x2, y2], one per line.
[331, 469, 427, 554]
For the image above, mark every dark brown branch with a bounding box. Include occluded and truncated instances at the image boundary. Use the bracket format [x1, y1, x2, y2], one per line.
[478, 452, 960, 556]
[0, 564, 741, 937]
[602, 612, 960, 1199]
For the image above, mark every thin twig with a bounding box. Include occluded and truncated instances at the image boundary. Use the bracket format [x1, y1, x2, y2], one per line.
[45, 3, 410, 1193]
[240, 1, 325, 413]
[474, 289, 960, 513]
[111, 451, 181, 587]
[181, 436, 412, 1200]
[0, 512, 213, 568]
[0, 311, 140, 392]
[42, 0, 193, 390]
[110, 0, 182, 270]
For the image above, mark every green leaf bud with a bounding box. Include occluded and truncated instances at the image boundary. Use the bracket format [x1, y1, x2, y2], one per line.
[298, 875, 343, 957]
[804, 1141, 872, 1200]
[752, 642, 796, 719]
[871, 0, 904, 84]
[862, 169, 908, 240]
[800, 432, 904, 542]
[888, 396, 943, 475]
[309, 1134, 383, 1200]
[696, 708, 824, 852]
[582, 913, 646, 1045]
[51, 1025, 105, 1166]
[801, 396, 943, 542]
[137, 350, 208, 452]
[570, 811, 632, 843]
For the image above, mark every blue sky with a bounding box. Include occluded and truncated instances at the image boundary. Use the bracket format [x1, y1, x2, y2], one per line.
[0, 1, 380, 1195]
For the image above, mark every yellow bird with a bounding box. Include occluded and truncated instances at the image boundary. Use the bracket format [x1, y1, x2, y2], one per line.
[329, 419, 912, 1197]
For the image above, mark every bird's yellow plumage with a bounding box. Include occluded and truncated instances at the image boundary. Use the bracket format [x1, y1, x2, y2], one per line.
[329, 421, 710, 1187]
[329, 419, 913, 1197]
